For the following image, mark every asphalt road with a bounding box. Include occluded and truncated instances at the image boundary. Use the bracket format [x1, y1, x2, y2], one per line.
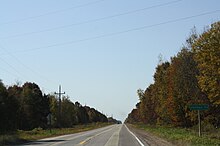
[20, 124, 147, 146]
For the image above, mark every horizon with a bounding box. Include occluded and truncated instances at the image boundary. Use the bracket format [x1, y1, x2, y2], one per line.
[0, 0, 219, 122]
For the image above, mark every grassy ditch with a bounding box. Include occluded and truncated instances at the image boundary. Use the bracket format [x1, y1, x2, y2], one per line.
[0, 123, 111, 146]
[133, 124, 220, 146]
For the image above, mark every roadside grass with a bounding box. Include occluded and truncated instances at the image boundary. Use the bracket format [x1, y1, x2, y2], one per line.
[0, 122, 111, 146]
[133, 124, 220, 146]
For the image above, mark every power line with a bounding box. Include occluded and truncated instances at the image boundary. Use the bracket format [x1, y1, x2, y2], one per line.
[0, 65, 21, 79]
[0, 0, 183, 40]
[0, 44, 57, 93]
[7, 9, 219, 54]
[0, 44, 57, 85]
[0, 0, 105, 26]
[0, 56, 26, 80]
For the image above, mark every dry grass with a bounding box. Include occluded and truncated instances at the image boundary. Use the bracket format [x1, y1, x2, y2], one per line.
[134, 124, 220, 146]
[0, 123, 111, 145]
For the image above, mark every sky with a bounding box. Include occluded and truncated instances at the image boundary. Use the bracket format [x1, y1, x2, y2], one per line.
[0, 0, 219, 122]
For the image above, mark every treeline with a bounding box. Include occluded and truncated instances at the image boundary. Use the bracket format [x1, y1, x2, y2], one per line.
[126, 22, 220, 128]
[108, 117, 122, 124]
[0, 81, 107, 132]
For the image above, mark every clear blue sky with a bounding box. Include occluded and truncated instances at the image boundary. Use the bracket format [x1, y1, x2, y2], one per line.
[0, 0, 219, 121]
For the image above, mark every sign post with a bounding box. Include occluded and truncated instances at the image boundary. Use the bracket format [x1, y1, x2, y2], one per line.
[47, 113, 52, 133]
[198, 110, 201, 137]
[189, 104, 208, 137]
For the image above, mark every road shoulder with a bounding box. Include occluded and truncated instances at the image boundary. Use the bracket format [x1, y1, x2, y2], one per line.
[126, 124, 174, 146]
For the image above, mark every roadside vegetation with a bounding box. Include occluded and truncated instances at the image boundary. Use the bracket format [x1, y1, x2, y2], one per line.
[0, 123, 111, 145]
[133, 124, 220, 146]
[0, 81, 109, 132]
[0, 72, 121, 145]
[126, 21, 220, 145]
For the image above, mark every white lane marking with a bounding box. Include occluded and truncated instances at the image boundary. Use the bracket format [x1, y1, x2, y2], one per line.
[104, 124, 122, 146]
[44, 125, 115, 146]
[125, 124, 145, 146]
[77, 126, 114, 145]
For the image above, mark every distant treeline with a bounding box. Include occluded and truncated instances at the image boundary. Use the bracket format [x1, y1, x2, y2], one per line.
[126, 22, 220, 128]
[0, 81, 108, 132]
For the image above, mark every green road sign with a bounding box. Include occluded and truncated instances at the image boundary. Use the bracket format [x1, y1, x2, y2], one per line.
[189, 104, 209, 110]
[189, 104, 209, 137]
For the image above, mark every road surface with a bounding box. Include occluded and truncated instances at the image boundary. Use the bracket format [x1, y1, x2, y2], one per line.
[19, 124, 171, 146]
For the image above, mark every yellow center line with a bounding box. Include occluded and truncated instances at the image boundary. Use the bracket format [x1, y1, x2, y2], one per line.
[79, 136, 93, 145]
[79, 140, 88, 144]
[77, 126, 115, 145]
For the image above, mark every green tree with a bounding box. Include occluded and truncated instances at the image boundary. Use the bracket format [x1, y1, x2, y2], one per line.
[0, 80, 9, 132]
[48, 94, 59, 127]
[85, 107, 98, 123]
[75, 102, 89, 124]
[20, 82, 49, 130]
[0, 81, 20, 132]
[7, 85, 21, 130]
[61, 96, 77, 127]
[85, 106, 108, 123]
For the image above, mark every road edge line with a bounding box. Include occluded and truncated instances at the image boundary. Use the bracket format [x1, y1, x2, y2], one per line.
[124, 124, 145, 146]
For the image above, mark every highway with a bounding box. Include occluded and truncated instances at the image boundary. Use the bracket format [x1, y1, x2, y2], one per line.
[20, 124, 147, 146]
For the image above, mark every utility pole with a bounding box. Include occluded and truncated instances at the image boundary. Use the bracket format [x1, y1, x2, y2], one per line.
[55, 85, 65, 128]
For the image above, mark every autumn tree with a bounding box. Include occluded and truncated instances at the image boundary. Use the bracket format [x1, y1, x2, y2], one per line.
[138, 85, 157, 124]
[192, 22, 220, 105]
[153, 62, 170, 125]
[125, 109, 141, 124]
[126, 21, 220, 128]
[171, 48, 209, 127]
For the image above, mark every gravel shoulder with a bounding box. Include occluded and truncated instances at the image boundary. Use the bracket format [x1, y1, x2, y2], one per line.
[127, 124, 174, 146]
